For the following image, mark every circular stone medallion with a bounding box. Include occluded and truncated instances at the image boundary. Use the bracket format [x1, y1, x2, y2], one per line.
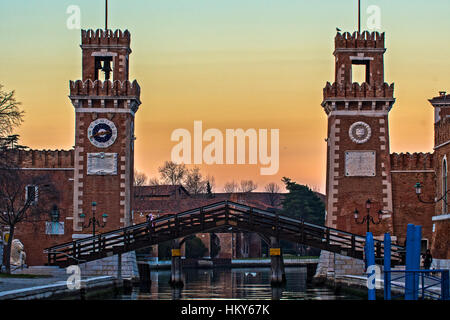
[349, 121, 371, 144]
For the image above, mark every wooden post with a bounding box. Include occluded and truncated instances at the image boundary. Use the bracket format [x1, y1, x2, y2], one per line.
[270, 237, 286, 286]
[200, 208, 205, 229]
[351, 235, 356, 256]
[170, 239, 184, 287]
[117, 253, 122, 281]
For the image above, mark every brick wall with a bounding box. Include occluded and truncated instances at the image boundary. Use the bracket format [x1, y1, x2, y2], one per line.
[6, 150, 75, 266]
[390, 153, 436, 245]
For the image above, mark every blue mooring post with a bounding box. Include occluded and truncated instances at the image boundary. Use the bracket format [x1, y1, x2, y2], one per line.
[405, 224, 422, 300]
[365, 232, 376, 300]
[413, 225, 422, 300]
[405, 224, 415, 300]
[442, 270, 449, 300]
[384, 233, 391, 300]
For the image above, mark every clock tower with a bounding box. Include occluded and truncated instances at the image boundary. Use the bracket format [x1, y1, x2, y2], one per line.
[321, 31, 395, 237]
[69, 29, 141, 234]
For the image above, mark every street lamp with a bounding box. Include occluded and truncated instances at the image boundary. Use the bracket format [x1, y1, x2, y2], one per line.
[354, 199, 383, 233]
[79, 202, 108, 237]
[414, 182, 448, 206]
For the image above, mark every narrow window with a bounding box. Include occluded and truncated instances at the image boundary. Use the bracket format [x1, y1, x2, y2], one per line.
[25, 185, 38, 205]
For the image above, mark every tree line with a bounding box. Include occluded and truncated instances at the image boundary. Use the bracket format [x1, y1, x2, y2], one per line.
[134, 161, 284, 198]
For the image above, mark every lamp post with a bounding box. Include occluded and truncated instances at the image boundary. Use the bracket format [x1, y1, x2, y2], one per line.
[354, 199, 383, 233]
[79, 202, 108, 237]
[414, 182, 448, 207]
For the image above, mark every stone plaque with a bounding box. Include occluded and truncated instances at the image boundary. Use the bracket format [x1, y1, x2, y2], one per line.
[45, 222, 64, 235]
[87, 153, 118, 175]
[345, 151, 376, 177]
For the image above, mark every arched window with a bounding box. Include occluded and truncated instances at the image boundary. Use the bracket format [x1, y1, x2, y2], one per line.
[443, 156, 448, 214]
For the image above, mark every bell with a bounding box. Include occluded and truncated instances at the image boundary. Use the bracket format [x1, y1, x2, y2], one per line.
[101, 59, 112, 80]
[94, 58, 103, 71]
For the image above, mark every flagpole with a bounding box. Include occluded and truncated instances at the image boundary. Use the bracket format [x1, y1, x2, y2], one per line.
[358, 0, 361, 33]
[105, 0, 108, 30]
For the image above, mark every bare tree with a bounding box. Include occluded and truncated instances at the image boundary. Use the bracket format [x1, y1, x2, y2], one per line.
[148, 177, 161, 186]
[158, 161, 187, 185]
[133, 170, 148, 200]
[224, 180, 239, 193]
[239, 180, 258, 193]
[134, 170, 148, 187]
[183, 167, 207, 195]
[0, 165, 59, 274]
[0, 85, 24, 137]
[265, 182, 281, 207]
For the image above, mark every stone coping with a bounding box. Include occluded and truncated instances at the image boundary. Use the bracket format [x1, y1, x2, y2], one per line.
[336, 274, 442, 295]
[0, 276, 119, 300]
[147, 258, 319, 265]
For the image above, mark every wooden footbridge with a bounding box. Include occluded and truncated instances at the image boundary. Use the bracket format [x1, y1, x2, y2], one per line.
[45, 201, 405, 275]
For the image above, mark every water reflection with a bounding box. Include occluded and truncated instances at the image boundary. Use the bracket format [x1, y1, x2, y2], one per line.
[116, 267, 359, 300]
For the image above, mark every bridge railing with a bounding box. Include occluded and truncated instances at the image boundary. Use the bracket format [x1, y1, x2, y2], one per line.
[45, 200, 405, 266]
[45, 201, 231, 264]
[227, 201, 404, 264]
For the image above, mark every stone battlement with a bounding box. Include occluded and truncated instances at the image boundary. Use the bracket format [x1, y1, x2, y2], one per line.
[390, 152, 434, 171]
[69, 79, 140, 97]
[335, 31, 385, 49]
[81, 29, 130, 46]
[323, 82, 394, 100]
[4, 149, 75, 169]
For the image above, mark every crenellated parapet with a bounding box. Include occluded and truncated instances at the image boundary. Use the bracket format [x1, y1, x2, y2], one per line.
[324, 82, 394, 99]
[69, 79, 141, 112]
[69, 79, 140, 97]
[322, 82, 395, 114]
[4, 149, 75, 169]
[390, 153, 434, 171]
[81, 29, 130, 47]
[335, 31, 385, 50]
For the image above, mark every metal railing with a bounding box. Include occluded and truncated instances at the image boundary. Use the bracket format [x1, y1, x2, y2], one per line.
[384, 269, 449, 300]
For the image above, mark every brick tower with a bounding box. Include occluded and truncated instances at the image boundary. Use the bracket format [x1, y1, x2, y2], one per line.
[69, 29, 141, 236]
[321, 31, 395, 237]
[429, 92, 450, 263]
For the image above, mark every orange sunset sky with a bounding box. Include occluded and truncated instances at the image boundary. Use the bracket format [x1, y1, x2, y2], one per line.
[1, 0, 450, 193]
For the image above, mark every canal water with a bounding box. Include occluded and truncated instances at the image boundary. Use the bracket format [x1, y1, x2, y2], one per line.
[110, 267, 361, 300]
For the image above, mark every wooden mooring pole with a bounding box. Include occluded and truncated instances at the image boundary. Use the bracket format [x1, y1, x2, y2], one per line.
[270, 237, 286, 286]
[170, 239, 184, 287]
